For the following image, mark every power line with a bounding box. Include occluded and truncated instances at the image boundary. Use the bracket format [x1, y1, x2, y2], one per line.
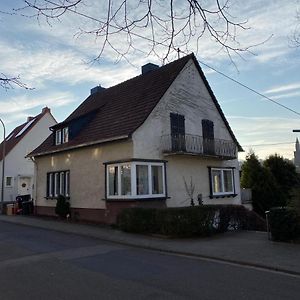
[197, 60, 300, 117]
[242, 141, 295, 147]
[42, 1, 300, 117]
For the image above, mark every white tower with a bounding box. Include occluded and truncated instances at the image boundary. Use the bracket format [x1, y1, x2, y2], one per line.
[294, 138, 300, 172]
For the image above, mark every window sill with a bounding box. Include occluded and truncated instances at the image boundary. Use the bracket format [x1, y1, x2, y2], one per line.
[105, 197, 168, 202]
[45, 196, 70, 200]
[209, 193, 237, 199]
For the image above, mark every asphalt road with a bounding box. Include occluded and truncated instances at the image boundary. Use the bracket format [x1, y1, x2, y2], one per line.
[0, 221, 299, 300]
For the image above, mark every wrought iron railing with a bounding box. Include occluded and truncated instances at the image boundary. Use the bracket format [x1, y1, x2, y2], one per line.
[161, 134, 237, 159]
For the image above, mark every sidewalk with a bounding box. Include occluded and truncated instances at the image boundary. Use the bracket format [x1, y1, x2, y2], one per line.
[1, 215, 300, 276]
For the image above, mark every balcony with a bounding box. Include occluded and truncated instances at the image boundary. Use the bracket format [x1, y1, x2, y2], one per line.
[161, 134, 237, 159]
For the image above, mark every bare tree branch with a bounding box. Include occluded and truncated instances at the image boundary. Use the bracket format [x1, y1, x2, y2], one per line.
[0, 74, 32, 90]
[16, 0, 265, 63]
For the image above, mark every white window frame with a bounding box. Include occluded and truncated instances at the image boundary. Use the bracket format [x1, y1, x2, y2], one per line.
[210, 168, 234, 196]
[65, 171, 70, 197]
[5, 176, 14, 188]
[55, 129, 62, 145]
[47, 171, 70, 198]
[62, 127, 69, 143]
[48, 173, 53, 197]
[106, 161, 166, 199]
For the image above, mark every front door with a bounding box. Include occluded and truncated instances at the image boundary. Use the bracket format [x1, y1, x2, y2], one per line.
[18, 176, 32, 196]
[170, 113, 186, 151]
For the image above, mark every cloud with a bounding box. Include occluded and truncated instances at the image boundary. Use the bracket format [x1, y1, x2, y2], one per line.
[264, 83, 300, 95]
[0, 92, 76, 116]
[228, 116, 299, 160]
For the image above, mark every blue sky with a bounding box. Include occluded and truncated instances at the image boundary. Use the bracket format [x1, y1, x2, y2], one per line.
[0, 0, 300, 161]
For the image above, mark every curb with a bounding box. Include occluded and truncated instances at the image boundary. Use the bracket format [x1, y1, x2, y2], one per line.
[1, 216, 300, 277]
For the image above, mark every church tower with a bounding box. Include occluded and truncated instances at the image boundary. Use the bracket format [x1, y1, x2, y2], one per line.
[294, 138, 300, 172]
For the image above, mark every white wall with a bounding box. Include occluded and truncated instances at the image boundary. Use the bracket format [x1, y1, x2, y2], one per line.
[132, 58, 241, 206]
[0, 112, 56, 201]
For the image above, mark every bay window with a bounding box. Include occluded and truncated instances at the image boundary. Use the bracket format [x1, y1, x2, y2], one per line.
[106, 161, 166, 199]
[209, 167, 235, 197]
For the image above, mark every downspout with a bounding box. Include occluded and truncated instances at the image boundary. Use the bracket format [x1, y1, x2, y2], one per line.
[29, 156, 37, 215]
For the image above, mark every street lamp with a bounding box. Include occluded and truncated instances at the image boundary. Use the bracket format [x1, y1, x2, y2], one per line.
[0, 118, 5, 214]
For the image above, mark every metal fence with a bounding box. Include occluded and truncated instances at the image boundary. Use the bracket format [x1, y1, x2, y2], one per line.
[161, 134, 237, 159]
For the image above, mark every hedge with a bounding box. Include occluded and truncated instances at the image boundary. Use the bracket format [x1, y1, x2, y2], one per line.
[117, 205, 266, 237]
[268, 207, 300, 242]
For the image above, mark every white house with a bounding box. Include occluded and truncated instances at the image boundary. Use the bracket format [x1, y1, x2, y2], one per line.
[0, 107, 57, 202]
[30, 54, 243, 224]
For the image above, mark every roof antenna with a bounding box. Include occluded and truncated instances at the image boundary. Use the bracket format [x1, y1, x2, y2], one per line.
[177, 48, 180, 59]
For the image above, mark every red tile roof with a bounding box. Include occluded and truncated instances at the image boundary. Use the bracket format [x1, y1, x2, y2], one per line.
[0, 107, 52, 161]
[30, 53, 242, 157]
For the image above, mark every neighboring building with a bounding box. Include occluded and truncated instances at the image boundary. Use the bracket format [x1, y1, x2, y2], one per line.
[294, 138, 300, 173]
[30, 53, 243, 224]
[0, 107, 57, 202]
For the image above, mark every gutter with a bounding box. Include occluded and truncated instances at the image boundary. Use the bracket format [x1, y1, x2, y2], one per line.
[28, 135, 130, 158]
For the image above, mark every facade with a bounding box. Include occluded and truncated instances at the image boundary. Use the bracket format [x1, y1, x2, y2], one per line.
[0, 107, 57, 202]
[30, 54, 243, 224]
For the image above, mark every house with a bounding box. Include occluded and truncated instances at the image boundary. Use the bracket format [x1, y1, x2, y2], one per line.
[0, 107, 57, 202]
[30, 53, 243, 224]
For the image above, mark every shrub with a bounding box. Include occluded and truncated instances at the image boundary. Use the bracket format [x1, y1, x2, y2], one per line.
[269, 207, 300, 242]
[117, 205, 266, 237]
[155, 206, 216, 237]
[117, 208, 158, 233]
[55, 195, 70, 218]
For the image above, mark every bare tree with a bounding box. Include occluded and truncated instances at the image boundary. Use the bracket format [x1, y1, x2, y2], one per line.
[17, 0, 257, 63]
[0, 73, 31, 90]
[291, 9, 300, 47]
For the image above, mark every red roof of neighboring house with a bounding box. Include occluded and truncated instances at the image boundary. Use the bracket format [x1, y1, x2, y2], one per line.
[30, 53, 242, 157]
[0, 107, 52, 161]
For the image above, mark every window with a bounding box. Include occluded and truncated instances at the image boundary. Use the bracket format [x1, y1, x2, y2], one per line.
[106, 161, 166, 199]
[62, 127, 69, 143]
[55, 130, 62, 145]
[5, 176, 13, 187]
[210, 168, 234, 197]
[47, 171, 70, 198]
[55, 127, 69, 145]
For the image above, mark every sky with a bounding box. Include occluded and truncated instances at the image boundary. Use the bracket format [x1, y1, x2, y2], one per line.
[0, 0, 300, 161]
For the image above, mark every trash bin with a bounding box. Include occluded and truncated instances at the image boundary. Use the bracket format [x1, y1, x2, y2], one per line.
[21, 201, 33, 215]
[6, 204, 14, 216]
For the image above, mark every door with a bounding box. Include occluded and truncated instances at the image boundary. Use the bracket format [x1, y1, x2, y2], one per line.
[202, 119, 215, 155]
[18, 176, 32, 197]
[170, 113, 186, 151]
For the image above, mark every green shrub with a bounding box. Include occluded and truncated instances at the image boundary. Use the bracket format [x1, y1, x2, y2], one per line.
[155, 206, 216, 237]
[117, 208, 158, 234]
[117, 205, 266, 237]
[269, 207, 300, 242]
[55, 195, 70, 218]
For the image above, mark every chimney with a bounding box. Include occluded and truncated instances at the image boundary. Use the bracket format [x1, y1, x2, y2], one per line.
[27, 116, 34, 122]
[91, 85, 105, 95]
[42, 107, 50, 114]
[141, 63, 159, 75]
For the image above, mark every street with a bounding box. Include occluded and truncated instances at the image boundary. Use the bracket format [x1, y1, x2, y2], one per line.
[0, 221, 299, 300]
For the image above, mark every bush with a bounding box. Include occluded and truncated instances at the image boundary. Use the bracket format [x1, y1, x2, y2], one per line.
[269, 207, 300, 242]
[55, 195, 70, 218]
[117, 208, 158, 234]
[117, 205, 266, 237]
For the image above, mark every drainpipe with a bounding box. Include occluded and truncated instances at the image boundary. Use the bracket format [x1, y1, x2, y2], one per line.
[0, 118, 6, 214]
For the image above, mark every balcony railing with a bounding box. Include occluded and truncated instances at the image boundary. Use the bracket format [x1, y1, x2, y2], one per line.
[161, 134, 237, 159]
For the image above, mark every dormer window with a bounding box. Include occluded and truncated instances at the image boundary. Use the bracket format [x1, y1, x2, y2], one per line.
[55, 127, 69, 145]
[62, 127, 69, 143]
[55, 130, 61, 145]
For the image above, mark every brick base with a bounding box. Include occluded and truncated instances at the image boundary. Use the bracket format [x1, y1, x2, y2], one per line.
[35, 199, 166, 225]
